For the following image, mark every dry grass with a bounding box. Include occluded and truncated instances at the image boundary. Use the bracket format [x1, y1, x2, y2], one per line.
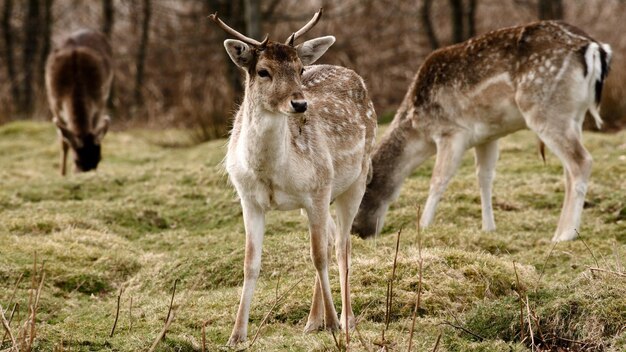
[0, 121, 624, 351]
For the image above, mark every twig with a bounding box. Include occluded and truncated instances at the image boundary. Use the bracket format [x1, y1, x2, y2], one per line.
[576, 230, 600, 269]
[354, 324, 372, 352]
[249, 276, 305, 348]
[588, 267, 626, 278]
[201, 320, 210, 352]
[330, 329, 341, 351]
[0, 306, 17, 351]
[163, 279, 179, 340]
[513, 262, 525, 343]
[536, 241, 557, 291]
[26, 259, 45, 352]
[524, 295, 535, 351]
[385, 228, 402, 329]
[109, 287, 123, 337]
[147, 310, 175, 352]
[129, 296, 133, 333]
[431, 331, 442, 352]
[408, 206, 423, 352]
[1, 302, 18, 347]
[441, 321, 484, 341]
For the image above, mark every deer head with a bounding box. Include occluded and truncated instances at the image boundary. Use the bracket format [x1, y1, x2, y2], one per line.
[211, 9, 335, 115]
[55, 114, 109, 172]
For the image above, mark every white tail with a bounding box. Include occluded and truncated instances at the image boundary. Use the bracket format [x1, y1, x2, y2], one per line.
[211, 9, 377, 345]
[352, 21, 611, 242]
[45, 29, 113, 175]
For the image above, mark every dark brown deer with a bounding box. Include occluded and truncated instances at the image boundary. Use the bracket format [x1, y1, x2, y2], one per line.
[352, 21, 611, 242]
[45, 29, 113, 175]
[210, 9, 377, 345]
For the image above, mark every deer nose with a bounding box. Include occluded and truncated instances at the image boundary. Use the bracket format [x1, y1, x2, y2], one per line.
[290, 100, 307, 113]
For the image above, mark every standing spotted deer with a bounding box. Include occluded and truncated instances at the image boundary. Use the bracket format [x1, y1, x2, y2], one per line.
[352, 21, 611, 242]
[210, 9, 377, 345]
[46, 29, 113, 175]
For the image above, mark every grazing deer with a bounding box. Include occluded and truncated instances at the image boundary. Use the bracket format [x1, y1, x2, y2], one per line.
[45, 29, 113, 175]
[352, 21, 611, 242]
[210, 9, 377, 345]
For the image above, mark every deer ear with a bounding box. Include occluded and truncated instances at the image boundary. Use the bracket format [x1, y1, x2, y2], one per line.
[296, 36, 335, 65]
[224, 39, 254, 68]
[94, 115, 110, 144]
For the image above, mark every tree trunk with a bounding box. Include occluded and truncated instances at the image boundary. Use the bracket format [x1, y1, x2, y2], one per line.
[102, 0, 114, 38]
[243, 0, 261, 40]
[209, 0, 245, 105]
[21, 0, 41, 115]
[420, 0, 439, 50]
[2, 0, 20, 110]
[449, 0, 464, 43]
[466, 0, 477, 38]
[102, 0, 115, 111]
[134, 0, 151, 107]
[38, 0, 54, 86]
[538, 0, 564, 20]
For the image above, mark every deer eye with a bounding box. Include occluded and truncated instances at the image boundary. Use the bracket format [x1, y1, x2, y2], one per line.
[300, 68, 305, 76]
[258, 69, 270, 78]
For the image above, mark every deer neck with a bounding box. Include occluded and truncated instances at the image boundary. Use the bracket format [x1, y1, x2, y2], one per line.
[238, 99, 292, 174]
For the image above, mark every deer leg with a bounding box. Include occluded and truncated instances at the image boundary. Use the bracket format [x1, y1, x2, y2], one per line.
[333, 171, 368, 332]
[304, 217, 335, 333]
[420, 134, 468, 228]
[534, 126, 591, 242]
[306, 191, 340, 331]
[228, 201, 265, 345]
[474, 140, 499, 231]
[60, 137, 69, 176]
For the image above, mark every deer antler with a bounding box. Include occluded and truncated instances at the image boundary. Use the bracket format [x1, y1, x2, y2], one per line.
[209, 12, 269, 47]
[285, 8, 324, 46]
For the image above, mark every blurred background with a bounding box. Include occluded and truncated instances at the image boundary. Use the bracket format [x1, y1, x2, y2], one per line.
[0, 0, 624, 142]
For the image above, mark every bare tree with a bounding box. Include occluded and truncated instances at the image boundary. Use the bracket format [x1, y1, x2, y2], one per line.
[134, 0, 151, 106]
[206, 0, 245, 104]
[38, 0, 54, 86]
[244, 0, 261, 39]
[102, 0, 114, 38]
[21, 0, 41, 115]
[538, 0, 563, 20]
[102, 0, 115, 111]
[421, 0, 479, 50]
[420, 0, 440, 50]
[2, 0, 20, 108]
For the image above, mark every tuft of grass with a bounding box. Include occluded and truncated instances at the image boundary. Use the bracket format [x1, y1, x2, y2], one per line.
[0, 121, 624, 351]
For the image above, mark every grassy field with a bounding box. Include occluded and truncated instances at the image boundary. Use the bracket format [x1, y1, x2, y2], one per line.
[0, 121, 624, 351]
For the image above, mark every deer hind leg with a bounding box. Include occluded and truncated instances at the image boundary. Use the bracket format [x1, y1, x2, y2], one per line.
[474, 140, 499, 231]
[527, 116, 591, 242]
[332, 170, 369, 332]
[304, 217, 335, 333]
[228, 201, 265, 345]
[305, 192, 340, 331]
[420, 134, 469, 228]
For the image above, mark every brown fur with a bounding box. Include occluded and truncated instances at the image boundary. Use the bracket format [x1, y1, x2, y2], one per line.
[353, 21, 611, 240]
[45, 29, 113, 175]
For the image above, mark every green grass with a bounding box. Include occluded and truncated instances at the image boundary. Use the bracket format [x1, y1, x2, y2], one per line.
[1, 121, 625, 351]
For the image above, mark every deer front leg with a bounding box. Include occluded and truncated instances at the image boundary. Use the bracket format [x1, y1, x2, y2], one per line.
[304, 217, 335, 333]
[306, 192, 340, 332]
[60, 137, 69, 176]
[474, 140, 499, 231]
[421, 134, 468, 228]
[228, 201, 265, 346]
